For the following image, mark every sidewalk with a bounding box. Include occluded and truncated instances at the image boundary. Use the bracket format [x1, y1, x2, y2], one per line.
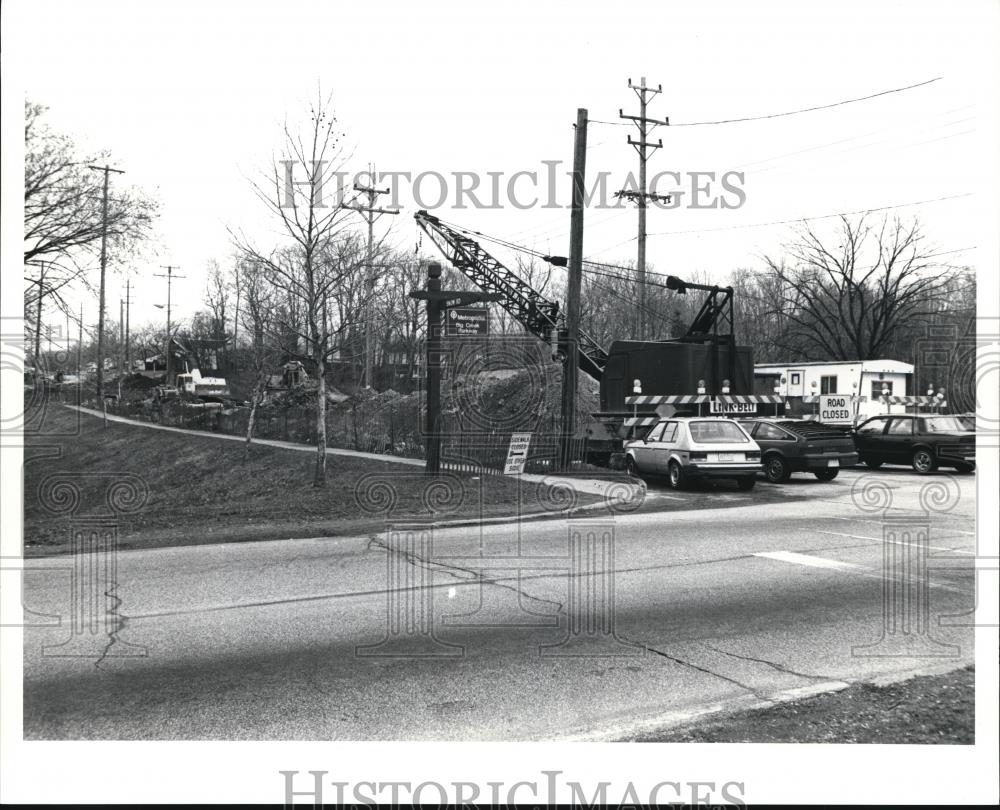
[63, 404, 644, 502]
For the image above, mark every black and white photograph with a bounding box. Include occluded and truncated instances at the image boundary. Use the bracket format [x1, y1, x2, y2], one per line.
[1, 0, 997, 805]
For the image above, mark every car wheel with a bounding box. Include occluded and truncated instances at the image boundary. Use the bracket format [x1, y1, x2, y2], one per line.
[863, 457, 883, 469]
[814, 469, 839, 481]
[736, 476, 756, 491]
[625, 456, 641, 478]
[764, 454, 791, 483]
[911, 448, 937, 474]
[668, 460, 686, 490]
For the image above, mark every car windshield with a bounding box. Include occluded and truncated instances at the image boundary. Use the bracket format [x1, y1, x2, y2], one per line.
[688, 421, 749, 443]
[921, 416, 970, 433]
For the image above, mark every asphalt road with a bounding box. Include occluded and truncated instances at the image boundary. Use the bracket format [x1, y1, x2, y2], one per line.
[21, 465, 977, 740]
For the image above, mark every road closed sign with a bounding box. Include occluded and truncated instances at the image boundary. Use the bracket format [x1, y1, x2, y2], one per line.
[503, 432, 532, 475]
[819, 395, 853, 422]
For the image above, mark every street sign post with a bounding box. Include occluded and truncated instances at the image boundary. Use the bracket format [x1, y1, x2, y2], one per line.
[503, 432, 532, 476]
[410, 266, 500, 474]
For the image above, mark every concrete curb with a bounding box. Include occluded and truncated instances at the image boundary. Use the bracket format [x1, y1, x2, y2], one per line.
[555, 659, 974, 742]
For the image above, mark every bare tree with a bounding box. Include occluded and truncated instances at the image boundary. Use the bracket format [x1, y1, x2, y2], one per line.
[237, 261, 279, 460]
[761, 215, 954, 361]
[24, 101, 157, 337]
[233, 93, 372, 486]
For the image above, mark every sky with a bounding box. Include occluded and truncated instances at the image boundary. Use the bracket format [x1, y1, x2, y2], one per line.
[4, 0, 998, 344]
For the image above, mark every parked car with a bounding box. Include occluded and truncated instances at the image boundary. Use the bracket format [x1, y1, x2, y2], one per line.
[955, 412, 976, 431]
[852, 414, 975, 474]
[624, 417, 762, 490]
[735, 418, 858, 483]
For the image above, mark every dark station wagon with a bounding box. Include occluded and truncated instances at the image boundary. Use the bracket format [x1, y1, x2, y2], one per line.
[737, 418, 859, 483]
[852, 414, 976, 474]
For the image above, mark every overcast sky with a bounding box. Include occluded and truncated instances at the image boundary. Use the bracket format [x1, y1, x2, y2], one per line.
[4, 0, 998, 341]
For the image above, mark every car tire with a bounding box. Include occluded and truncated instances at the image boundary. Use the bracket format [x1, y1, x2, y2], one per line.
[911, 448, 937, 475]
[863, 457, 883, 469]
[667, 460, 686, 491]
[814, 469, 839, 481]
[764, 454, 791, 483]
[625, 456, 641, 478]
[736, 476, 756, 491]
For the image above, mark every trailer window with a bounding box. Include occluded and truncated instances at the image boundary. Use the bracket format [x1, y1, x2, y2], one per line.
[871, 381, 893, 400]
[820, 375, 838, 394]
[689, 421, 750, 443]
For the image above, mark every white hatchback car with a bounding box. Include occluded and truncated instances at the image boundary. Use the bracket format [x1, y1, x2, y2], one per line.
[624, 417, 762, 490]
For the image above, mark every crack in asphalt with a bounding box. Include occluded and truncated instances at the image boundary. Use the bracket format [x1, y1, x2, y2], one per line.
[703, 643, 835, 682]
[94, 582, 123, 669]
[624, 638, 770, 701]
[366, 534, 566, 616]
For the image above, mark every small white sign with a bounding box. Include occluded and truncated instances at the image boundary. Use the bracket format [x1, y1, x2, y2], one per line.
[819, 395, 854, 422]
[503, 432, 533, 475]
[709, 400, 757, 414]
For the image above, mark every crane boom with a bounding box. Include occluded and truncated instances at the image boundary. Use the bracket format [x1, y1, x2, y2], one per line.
[414, 210, 609, 380]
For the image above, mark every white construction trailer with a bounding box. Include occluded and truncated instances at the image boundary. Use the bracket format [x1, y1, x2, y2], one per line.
[754, 359, 925, 424]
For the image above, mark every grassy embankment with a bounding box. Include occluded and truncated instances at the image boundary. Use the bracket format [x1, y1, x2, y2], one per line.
[24, 406, 600, 555]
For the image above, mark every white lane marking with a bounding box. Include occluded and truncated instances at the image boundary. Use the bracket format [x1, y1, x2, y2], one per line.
[814, 529, 977, 555]
[753, 550, 860, 570]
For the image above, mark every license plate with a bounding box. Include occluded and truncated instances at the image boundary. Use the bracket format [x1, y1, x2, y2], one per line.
[718, 453, 734, 462]
[828, 459, 839, 467]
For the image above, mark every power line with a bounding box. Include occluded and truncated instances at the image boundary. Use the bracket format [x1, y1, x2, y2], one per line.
[584, 191, 975, 258]
[645, 192, 974, 237]
[589, 77, 943, 128]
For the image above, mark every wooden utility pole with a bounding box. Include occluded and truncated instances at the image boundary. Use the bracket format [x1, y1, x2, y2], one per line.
[88, 164, 124, 400]
[154, 265, 185, 384]
[560, 108, 588, 469]
[32, 263, 46, 377]
[124, 276, 132, 372]
[349, 167, 399, 389]
[118, 298, 125, 398]
[618, 78, 669, 341]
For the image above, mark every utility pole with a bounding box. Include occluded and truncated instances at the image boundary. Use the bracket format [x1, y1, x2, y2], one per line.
[32, 262, 45, 377]
[78, 305, 83, 376]
[617, 78, 670, 341]
[348, 167, 399, 389]
[89, 164, 124, 400]
[154, 265, 185, 385]
[560, 108, 588, 469]
[124, 276, 132, 372]
[118, 298, 125, 398]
